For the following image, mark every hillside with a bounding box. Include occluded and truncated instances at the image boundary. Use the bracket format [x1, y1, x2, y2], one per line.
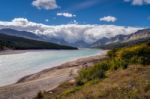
[91, 29, 150, 49]
[98, 38, 150, 49]
[0, 28, 41, 40]
[34, 41, 150, 99]
[0, 28, 89, 47]
[0, 34, 77, 50]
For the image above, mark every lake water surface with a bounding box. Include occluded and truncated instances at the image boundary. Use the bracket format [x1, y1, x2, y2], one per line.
[0, 49, 104, 86]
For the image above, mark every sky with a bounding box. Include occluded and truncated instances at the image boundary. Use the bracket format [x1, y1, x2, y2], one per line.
[0, 0, 149, 26]
[0, 0, 149, 44]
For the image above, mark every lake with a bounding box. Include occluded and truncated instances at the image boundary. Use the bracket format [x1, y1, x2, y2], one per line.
[0, 49, 105, 86]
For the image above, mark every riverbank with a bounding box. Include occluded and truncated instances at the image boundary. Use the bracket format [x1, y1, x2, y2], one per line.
[0, 51, 108, 99]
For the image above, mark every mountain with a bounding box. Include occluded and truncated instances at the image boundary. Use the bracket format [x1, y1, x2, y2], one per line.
[126, 29, 150, 42]
[0, 34, 77, 50]
[0, 28, 41, 40]
[91, 35, 128, 47]
[91, 29, 150, 49]
[1, 28, 149, 48]
[0, 28, 89, 47]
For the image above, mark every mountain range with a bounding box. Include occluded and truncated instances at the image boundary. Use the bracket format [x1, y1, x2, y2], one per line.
[0, 28, 150, 49]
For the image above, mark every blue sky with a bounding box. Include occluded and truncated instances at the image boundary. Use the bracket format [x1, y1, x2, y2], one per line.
[0, 0, 150, 27]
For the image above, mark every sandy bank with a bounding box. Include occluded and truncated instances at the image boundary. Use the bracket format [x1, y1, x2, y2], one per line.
[0, 52, 108, 99]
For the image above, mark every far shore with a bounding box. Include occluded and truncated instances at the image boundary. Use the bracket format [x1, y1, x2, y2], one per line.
[0, 50, 27, 55]
[0, 48, 79, 55]
[0, 51, 108, 99]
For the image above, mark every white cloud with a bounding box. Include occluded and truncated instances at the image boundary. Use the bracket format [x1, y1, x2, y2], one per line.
[32, 0, 58, 10]
[124, 0, 150, 5]
[0, 18, 142, 44]
[100, 16, 117, 22]
[57, 12, 76, 18]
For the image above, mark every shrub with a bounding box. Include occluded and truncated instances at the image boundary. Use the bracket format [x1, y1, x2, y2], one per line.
[109, 58, 128, 70]
[34, 91, 44, 99]
[76, 58, 129, 85]
[144, 83, 150, 92]
[115, 42, 150, 65]
[107, 49, 117, 58]
[76, 41, 150, 85]
[76, 61, 110, 85]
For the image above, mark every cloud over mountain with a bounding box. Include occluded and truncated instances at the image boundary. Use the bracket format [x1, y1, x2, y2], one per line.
[0, 18, 142, 44]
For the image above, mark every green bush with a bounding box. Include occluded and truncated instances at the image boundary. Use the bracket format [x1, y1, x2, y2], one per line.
[76, 61, 110, 85]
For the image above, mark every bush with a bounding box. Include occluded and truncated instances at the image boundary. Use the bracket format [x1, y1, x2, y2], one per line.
[109, 58, 128, 70]
[107, 49, 118, 58]
[76, 61, 110, 85]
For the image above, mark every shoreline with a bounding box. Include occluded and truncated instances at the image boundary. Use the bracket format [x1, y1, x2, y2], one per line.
[0, 51, 108, 99]
[17, 52, 108, 83]
[0, 49, 105, 86]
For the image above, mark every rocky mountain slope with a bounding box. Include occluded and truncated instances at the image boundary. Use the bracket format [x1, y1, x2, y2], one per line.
[91, 29, 150, 49]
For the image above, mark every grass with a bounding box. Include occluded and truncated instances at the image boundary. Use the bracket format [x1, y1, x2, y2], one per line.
[35, 65, 150, 99]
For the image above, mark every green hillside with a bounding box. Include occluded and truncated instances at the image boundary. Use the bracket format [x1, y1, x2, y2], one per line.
[34, 40, 150, 99]
[0, 34, 77, 50]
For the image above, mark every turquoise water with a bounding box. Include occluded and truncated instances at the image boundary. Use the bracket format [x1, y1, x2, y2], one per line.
[0, 49, 105, 86]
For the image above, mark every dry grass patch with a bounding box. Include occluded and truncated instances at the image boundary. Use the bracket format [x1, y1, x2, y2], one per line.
[58, 65, 150, 99]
